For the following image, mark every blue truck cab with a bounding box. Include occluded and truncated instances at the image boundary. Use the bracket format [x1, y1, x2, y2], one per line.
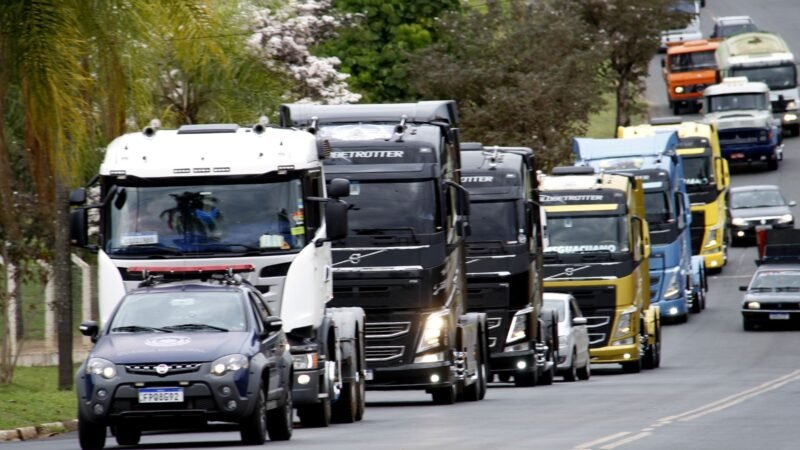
[572, 133, 700, 322]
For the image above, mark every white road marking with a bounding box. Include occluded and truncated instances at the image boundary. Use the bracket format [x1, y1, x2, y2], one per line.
[598, 432, 652, 449]
[574, 431, 631, 449]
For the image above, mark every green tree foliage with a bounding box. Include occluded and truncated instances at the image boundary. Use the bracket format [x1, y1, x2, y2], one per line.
[408, 0, 606, 169]
[574, 0, 692, 128]
[319, 0, 460, 102]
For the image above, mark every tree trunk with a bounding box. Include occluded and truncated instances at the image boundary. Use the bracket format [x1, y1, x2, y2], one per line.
[54, 176, 73, 390]
[615, 78, 632, 129]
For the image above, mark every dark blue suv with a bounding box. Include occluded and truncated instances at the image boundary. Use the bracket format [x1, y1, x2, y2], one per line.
[76, 277, 293, 450]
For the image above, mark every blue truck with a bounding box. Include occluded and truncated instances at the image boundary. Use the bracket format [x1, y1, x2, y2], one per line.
[572, 133, 704, 322]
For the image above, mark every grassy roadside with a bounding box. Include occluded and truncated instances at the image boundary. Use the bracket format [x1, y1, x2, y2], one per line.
[0, 366, 76, 430]
[586, 93, 647, 139]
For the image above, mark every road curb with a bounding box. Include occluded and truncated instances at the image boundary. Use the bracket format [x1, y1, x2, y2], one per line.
[0, 419, 77, 442]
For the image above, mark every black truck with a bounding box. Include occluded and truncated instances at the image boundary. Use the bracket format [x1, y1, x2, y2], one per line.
[280, 101, 489, 404]
[460, 143, 558, 386]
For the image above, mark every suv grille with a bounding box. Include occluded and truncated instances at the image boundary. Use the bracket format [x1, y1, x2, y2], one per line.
[365, 346, 405, 362]
[365, 322, 411, 339]
[125, 363, 202, 376]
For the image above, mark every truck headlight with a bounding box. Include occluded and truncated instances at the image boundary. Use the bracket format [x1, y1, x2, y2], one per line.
[417, 310, 448, 353]
[778, 214, 793, 224]
[703, 227, 721, 249]
[663, 270, 681, 300]
[731, 217, 746, 227]
[211, 354, 249, 376]
[86, 358, 117, 379]
[613, 307, 636, 339]
[674, 86, 685, 94]
[292, 353, 319, 370]
[786, 100, 797, 110]
[506, 312, 528, 345]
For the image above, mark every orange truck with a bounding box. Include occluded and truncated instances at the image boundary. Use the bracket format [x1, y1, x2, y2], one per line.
[662, 39, 720, 115]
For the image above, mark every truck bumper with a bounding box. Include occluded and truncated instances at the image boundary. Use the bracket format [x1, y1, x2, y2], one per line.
[488, 349, 537, 375]
[366, 361, 454, 391]
[589, 343, 641, 365]
[654, 297, 689, 320]
[722, 144, 777, 163]
[292, 368, 323, 405]
[702, 249, 725, 270]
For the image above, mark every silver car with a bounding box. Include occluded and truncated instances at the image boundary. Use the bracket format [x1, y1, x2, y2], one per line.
[543, 293, 591, 381]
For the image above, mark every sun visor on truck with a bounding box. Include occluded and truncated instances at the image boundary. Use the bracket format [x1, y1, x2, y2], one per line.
[572, 133, 679, 161]
[279, 101, 458, 128]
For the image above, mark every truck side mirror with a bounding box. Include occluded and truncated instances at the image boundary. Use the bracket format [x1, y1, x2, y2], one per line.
[79, 321, 99, 343]
[789, 200, 797, 207]
[70, 208, 89, 248]
[327, 178, 350, 199]
[324, 200, 349, 242]
[69, 187, 87, 206]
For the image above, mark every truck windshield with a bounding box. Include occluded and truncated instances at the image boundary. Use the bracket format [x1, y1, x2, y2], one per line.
[730, 64, 797, 90]
[105, 180, 306, 257]
[545, 215, 629, 254]
[682, 156, 714, 188]
[110, 291, 247, 332]
[467, 200, 518, 242]
[645, 190, 675, 224]
[346, 180, 439, 235]
[707, 93, 768, 112]
[670, 50, 716, 72]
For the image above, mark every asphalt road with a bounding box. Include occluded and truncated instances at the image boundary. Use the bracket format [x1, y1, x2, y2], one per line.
[8, 0, 800, 449]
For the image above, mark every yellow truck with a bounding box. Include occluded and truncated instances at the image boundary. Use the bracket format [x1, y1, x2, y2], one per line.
[540, 167, 661, 373]
[618, 119, 730, 272]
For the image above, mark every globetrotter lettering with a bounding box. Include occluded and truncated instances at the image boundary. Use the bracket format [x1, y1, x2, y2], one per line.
[461, 176, 494, 183]
[540, 194, 604, 203]
[331, 150, 405, 158]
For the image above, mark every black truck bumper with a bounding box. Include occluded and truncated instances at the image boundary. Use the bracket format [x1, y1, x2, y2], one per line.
[366, 361, 454, 391]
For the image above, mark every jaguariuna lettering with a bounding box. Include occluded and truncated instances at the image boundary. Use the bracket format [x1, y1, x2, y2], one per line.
[331, 151, 404, 158]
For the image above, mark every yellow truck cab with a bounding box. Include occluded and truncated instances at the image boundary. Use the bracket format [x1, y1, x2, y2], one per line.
[540, 167, 661, 373]
[618, 118, 730, 272]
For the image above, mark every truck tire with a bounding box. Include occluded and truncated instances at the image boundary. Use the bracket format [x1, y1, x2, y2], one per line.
[331, 380, 357, 423]
[267, 388, 293, 441]
[114, 425, 141, 446]
[690, 290, 702, 313]
[78, 415, 106, 450]
[297, 397, 331, 428]
[240, 388, 268, 445]
[577, 361, 591, 380]
[462, 339, 487, 401]
[563, 349, 578, 382]
[431, 385, 457, 405]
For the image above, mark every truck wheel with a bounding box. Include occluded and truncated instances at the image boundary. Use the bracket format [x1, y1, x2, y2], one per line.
[297, 397, 331, 428]
[267, 388, 293, 441]
[240, 388, 268, 444]
[563, 349, 577, 382]
[355, 374, 365, 421]
[462, 344, 487, 401]
[431, 384, 457, 405]
[538, 347, 555, 386]
[577, 361, 591, 381]
[114, 425, 141, 446]
[78, 415, 106, 450]
[514, 370, 537, 387]
[690, 291, 702, 314]
[331, 381, 357, 423]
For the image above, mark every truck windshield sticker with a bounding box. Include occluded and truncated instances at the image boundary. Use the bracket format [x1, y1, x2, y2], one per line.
[547, 244, 618, 253]
[120, 232, 158, 246]
[170, 298, 195, 306]
[260, 234, 288, 249]
[643, 181, 664, 189]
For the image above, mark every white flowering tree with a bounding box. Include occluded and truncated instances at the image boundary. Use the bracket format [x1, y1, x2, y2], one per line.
[248, 0, 361, 104]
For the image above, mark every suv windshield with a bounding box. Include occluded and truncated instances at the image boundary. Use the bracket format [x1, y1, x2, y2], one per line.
[731, 189, 785, 208]
[731, 64, 797, 90]
[707, 93, 769, 112]
[467, 200, 519, 242]
[106, 179, 307, 257]
[110, 291, 247, 332]
[750, 271, 800, 291]
[545, 215, 629, 254]
[670, 50, 716, 72]
[345, 180, 439, 235]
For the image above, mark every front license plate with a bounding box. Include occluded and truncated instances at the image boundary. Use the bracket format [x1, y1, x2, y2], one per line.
[730, 152, 745, 159]
[769, 313, 790, 320]
[364, 369, 374, 381]
[138, 387, 184, 403]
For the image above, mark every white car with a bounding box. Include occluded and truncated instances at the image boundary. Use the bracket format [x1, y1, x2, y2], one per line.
[543, 293, 591, 382]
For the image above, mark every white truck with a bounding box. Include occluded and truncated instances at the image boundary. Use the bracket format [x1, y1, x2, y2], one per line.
[703, 77, 783, 170]
[716, 32, 799, 136]
[69, 121, 367, 427]
[660, 0, 703, 51]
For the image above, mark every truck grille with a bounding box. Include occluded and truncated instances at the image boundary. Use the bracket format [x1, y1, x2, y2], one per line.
[125, 363, 202, 375]
[719, 129, 762, 145]
[690, 210, 705, 255]
[365, 346, 405, 362]
[545, 286, 615, 348]
[365, 322, 411, 339]
[585, 316, 611, 347]
[487, 317, 502, 330]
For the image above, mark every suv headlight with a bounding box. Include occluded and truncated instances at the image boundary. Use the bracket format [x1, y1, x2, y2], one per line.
[86, 358, 117, 379]
[417, 310, 449, 353]
[613, 307, 637, 339]
[778, 214, 793, 224]
[292, 353, 319, 370]
[663, 270, 681, 300]
[211, 354, 249, 376]
[731, 217, 746, 227]
[506, 312, 529, 345]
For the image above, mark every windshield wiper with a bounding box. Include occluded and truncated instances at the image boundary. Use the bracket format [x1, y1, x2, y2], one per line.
[163, 323, 229, 332]
[775, 287, 800, 292]
[111, 244, 184, 255]
[111, 325, 173, 333]
[352, 227, 419, 242]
